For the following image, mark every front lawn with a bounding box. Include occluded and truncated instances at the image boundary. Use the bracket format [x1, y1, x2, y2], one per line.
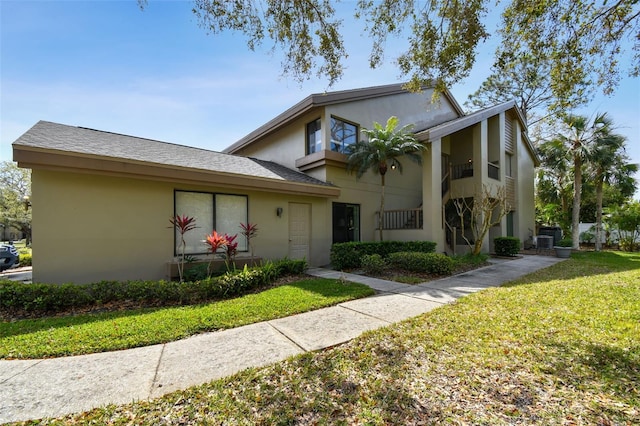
[37, 251, 639, 425]
[0, 278, 374, 359]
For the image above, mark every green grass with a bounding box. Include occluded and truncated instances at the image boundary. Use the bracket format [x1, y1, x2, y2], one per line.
[32, 251, 639, 425]
[0, 278, 374, 359]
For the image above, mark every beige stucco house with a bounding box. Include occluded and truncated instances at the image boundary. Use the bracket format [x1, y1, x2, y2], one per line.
[13, 83, 538, 284]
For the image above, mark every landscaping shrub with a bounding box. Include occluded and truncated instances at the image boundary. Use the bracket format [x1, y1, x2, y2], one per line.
[387, 251, 455, 275]
[361, 254, 387, 275]
[183, 263, 211, 282]
[494, 237, 521, 257]
[579, 231, 595, 244]
[330, 241, 437, 270]
[273, 257, 307, 275]
[18, 252, 32, 266]
[453, 253, 489, 267]
[0, 258, 308, 318]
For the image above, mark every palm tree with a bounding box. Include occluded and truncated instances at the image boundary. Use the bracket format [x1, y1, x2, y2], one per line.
[346, 116, 425, 241]
[589, 130, 637, 251]
[554, 113, 612, 249]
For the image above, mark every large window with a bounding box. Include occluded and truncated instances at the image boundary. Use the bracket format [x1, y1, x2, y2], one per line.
[330, 117, 358, 153]
[332, 202, 360, 243]
[174, 191, 248, 255]
[306, 118, 322, 154]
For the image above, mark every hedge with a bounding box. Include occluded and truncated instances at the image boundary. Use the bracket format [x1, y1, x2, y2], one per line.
[330, 240, 437, 270]
[387, 251, 455, 275]
[360, 254, 387, 275]
[494, 237, 521, 257]
[0, 258, 306, 318]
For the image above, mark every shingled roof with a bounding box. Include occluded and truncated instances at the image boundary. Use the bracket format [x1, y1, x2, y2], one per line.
[13, 121, 338, 197]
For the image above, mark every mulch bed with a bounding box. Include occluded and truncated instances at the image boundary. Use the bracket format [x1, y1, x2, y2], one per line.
[352, 260, 493, 284]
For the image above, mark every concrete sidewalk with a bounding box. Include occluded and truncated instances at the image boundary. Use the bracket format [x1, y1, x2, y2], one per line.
[0, 255, 563, 423]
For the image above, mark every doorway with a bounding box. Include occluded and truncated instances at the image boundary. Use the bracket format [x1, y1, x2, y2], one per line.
[288, 203, 310, 260]
[332, 203, 360, 243]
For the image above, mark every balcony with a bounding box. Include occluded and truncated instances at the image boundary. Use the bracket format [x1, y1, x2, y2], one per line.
[452, 162, 473, 180]
[376, 208, 423, 230]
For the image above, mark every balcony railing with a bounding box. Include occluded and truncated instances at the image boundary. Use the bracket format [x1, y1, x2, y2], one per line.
[376, 208, 423, 230]
[452, 162, 473, 180]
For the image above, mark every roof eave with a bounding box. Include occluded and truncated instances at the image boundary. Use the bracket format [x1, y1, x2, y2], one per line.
[13, 145, 340, 198]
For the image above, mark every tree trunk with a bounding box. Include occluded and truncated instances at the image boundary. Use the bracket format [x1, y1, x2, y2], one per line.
[571, 154, 582, 249]
[379, 172, 386, 241]
[595, 175, 604, 251]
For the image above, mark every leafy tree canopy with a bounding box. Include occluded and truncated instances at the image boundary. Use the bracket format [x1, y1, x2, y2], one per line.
[467, 1, 638, 124]
[0, 161, 31, 241]
[138, 0, 638, 106]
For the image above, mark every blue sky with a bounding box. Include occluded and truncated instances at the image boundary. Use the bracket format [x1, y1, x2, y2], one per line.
[1, 0, 639, 184]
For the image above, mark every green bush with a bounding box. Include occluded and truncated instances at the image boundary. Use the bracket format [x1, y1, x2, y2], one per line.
[361, 254, 387, 275]
[183, 263, 211, 281]
[330, 241, 437, 270]
[556, 238, 573, 247]
[273, 257, 307, 275]
[18, 252, 32, 266]
[579, 231, 595, 244]
[0, 258, 308, 318]
[494, 237, 521, 257]
[387, 251, 455, 275]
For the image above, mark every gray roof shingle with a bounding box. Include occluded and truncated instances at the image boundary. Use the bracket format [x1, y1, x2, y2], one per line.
[13, 121, 334, 188]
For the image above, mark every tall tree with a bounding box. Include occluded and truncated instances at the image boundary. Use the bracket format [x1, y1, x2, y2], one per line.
[548, 113, 614, 248]
[346, 116, 425, 241]
[0, 161, 32, 244]
[138, 0, 638, 102]
[465, 52, 564, 126]
[589, 129, 638, 251]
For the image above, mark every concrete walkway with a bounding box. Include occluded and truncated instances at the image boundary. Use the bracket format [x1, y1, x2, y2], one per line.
[0, 255, 564, 423]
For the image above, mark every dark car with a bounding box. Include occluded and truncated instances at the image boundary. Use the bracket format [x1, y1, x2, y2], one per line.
[0, 244, 19, 272]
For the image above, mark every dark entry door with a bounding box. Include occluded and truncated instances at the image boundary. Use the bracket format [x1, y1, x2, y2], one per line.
[332, 203, 360, 243]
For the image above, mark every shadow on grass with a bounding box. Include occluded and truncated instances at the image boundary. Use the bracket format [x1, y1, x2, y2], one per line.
[197, 331, 452, 424]
[539, 339, 640, 414]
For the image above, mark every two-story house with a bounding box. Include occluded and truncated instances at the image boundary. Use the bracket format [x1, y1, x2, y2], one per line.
[12, 83, 538, 284]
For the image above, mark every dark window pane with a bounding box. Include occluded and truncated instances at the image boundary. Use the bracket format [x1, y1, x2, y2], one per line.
[330, 117, 357, 153]
[332, 202, 360, 243]
[306, 119, 322, 154]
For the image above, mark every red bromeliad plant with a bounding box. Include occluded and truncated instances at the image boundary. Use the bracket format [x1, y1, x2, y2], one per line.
[205, 230, 227, 255]
[240, 222, 258, 263]
[204, 230, 233, 274]
[223, 233, 239, 263]
[169, 215, 197, 282]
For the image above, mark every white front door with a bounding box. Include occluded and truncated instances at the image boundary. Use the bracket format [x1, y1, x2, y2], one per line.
[289, 202, 310, 260]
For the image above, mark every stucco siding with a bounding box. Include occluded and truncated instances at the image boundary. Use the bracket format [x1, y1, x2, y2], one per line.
[32, 170, 331, 284]
[326, 160, 424, 242]
[515, 124, 536, 243]
[32, 170, 172, 284]
[233, 110, 322, 169]
[326, 89, 459, 133]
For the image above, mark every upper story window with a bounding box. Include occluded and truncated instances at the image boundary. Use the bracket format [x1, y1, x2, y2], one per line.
[505, 153, 513, 177]
[330, 116, 358, 154]
[306, 118, 322, 154]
